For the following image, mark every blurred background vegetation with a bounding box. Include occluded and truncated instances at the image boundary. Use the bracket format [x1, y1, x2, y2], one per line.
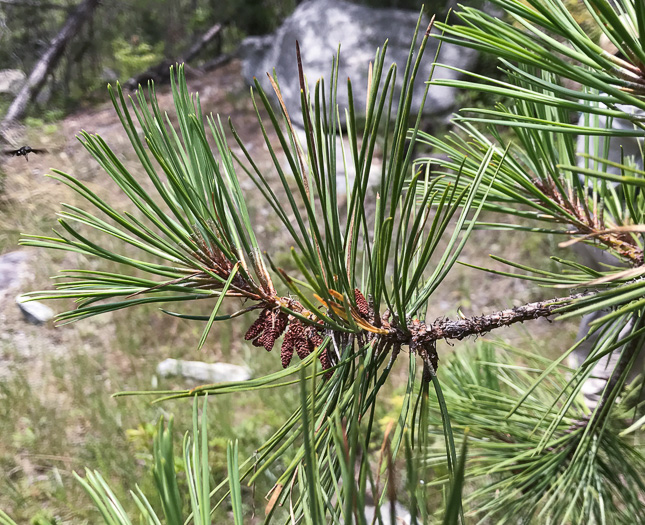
[0, 0, 457, 118]
[0, 0, 290, 116]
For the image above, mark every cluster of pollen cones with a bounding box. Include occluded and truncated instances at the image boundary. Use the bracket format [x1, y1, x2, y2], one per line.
[243, 289, 373, 378]
[244, 305, 330, 373]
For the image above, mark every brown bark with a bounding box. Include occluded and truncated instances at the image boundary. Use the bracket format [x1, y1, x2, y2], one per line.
[411, 293, 593, 344]
[1, 0, 100, 125]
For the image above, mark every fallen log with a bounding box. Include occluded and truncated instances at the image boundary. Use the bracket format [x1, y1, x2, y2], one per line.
[1, 0, 100, 125]
[202, 53, 233, 72]
[183, 23, 223, 63]
[123, 23, 223, 90]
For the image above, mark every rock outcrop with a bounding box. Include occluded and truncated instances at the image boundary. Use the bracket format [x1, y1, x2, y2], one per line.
[240, 0, 478, 126]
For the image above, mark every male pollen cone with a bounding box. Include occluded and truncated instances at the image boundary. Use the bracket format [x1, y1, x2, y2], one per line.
[290, 320, 311, 360]
[244, 305, 333, 378]
[259, 311, 289, 351]
[280, 328, 296, 368]
[244, 308, 270, 340]
[319, 348, 333, 379]
[354, 288, 370, 319]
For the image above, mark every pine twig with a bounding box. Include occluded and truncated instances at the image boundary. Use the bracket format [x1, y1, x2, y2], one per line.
[391, 292, 594, 348]
[242, 287, 596, 373]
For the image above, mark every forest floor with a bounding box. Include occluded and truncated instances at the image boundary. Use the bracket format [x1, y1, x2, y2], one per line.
[0, 60, 579, 523]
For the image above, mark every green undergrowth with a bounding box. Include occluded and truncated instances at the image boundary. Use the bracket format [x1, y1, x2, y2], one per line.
[0, 316, 304, 522]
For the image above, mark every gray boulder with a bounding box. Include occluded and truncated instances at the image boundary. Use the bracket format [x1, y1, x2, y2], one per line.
[0, 69, 26, 96]
[240, 0, 478, 126]
[0, 251, 29, 292]
[156, 358, 252, 384]
[364, 502, 411, 524]
[15, 295, 55, 325]
[0, 250, 55, 324]
[2, 251, 55, 325]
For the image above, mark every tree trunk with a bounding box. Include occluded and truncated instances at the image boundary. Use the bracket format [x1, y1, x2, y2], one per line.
[1, 0, 100, 125]
[183, 23, 223, 63]
[123, 23, 223, 90]
[0, 0, 73, 9]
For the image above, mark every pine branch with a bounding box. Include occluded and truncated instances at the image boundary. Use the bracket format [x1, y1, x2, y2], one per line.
[534, 178, 644, 266]
[408, 292, 594, 344]
[239, 286, 595, 375]
[381, 292, 594, 374]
